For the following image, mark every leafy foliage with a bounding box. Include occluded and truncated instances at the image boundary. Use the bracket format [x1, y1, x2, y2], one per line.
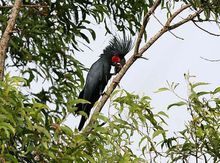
[0, 75, 168, 162]
[2, 74, 220, 162]
[0, 0, 219, 121]
[110, 90, 168, 161]
[0, 0, 151, 115]
[0, 0, 220, 162]
[185, 0, 220, 19]
[159, 75, 220, 162]
[0, 75, 71, 162]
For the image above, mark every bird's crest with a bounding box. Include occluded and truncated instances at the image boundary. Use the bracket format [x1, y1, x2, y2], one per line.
[103, 36, 133, 57]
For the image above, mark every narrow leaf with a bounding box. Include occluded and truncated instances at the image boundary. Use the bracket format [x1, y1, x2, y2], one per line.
[167, 101, 187, 110]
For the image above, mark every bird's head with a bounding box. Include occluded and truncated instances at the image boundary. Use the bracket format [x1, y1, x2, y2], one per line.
[102, 36, 133, 65]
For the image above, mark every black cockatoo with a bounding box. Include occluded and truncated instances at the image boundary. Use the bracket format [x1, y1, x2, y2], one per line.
[76, 36, 132, 131]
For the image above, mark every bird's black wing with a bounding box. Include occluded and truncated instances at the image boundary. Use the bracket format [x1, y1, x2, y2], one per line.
[78, 58, 111, 130]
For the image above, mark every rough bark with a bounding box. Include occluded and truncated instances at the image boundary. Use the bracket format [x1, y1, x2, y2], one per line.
[0, 0, 22, 80]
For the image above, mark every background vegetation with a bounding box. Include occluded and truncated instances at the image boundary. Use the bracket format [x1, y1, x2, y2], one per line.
[0, 0, 219, 162]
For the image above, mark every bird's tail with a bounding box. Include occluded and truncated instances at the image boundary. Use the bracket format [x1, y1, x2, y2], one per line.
[78, 115, 87, 131]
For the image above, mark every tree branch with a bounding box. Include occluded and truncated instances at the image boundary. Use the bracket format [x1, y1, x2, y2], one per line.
[165, 4, 191, 27]
[139, 4, 193, 56]
[0, 0, 22, 80]
[192, 20, 220, 36]
[0, 4, 49, 9]
[194, 19, 220, 24]
[153, 13, 184, 40]
[200, 56, 220, 62]
[134, 0, 162, 55]
[169, 9, 203, 30]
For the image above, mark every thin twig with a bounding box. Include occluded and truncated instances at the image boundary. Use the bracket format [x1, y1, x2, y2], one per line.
[138, 4, 193, 56]
[200, 56, 220, 62]
[192, 20, 220, 36]
[134, 0, 162, 55]
[0, 4, 49, 9]
[184, 73, 200, 163]
[194, 19, 220, 24]
[165, 4, 191, 27]
[152, 13, 184, 40]
[169, 9, 203, 30]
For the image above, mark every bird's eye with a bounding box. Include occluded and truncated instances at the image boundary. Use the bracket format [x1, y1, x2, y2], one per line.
[111, 56, 121, 63]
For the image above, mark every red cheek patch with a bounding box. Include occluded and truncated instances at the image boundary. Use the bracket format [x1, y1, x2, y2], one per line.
[112, 56, 121, 63]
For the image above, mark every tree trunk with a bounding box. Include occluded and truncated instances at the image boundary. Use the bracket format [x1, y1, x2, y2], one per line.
[0, 0, 22, 80]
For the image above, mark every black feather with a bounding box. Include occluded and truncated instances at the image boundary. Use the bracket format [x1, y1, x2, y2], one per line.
[76, 36, 132, 131]
[103, 35, 133, 57]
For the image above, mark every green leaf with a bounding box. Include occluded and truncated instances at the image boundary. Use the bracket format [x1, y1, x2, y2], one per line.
[80, 32, 90, 43]
[139, 135, 149, 147]
[70, 99, 90, 105]
[0, 114, 10, 122]
[157, 111, 169, 118]
[11, 76, 26, 85]
[61, 125, 73, 137]
[141, 146, 147, 157]
[78, 111, 88, 118]
[0, 122, 15, 136]
[33, 103, 49, 110]
[196, 127, 204, 138]
[48, 151, 56, 159]
[197, 91, 210, 96]
[5, 154, 18, 163]
[213, 87, 220, 94]
[192, 82, 209, 88]
[95, 114, 109, 123]
[33, 125, 51, 139]
[131, 117, 138, 129]
[155, 87, 169, 93]
[80, 152, 96, 163]
[153, 129, 164, 138]
[88, 29, 96, 40]
[182, 142, 193, 151]
[167, 101, 187, 110]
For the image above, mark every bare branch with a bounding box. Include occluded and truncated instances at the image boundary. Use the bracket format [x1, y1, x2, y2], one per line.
[153, 13, 184, 40]
[138, 4, 193, 56]
[138, 27, 167, 56]
[165, 4, 191, 27]
[0, 0, 22, 80]
[134, 0, 162, 55]
[200, 56, 220, 62]
[192, 20, 220, 36]
[0, 4, 49, 9]
[169, 9, 203, 30]
[194, 19, 220, 24]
